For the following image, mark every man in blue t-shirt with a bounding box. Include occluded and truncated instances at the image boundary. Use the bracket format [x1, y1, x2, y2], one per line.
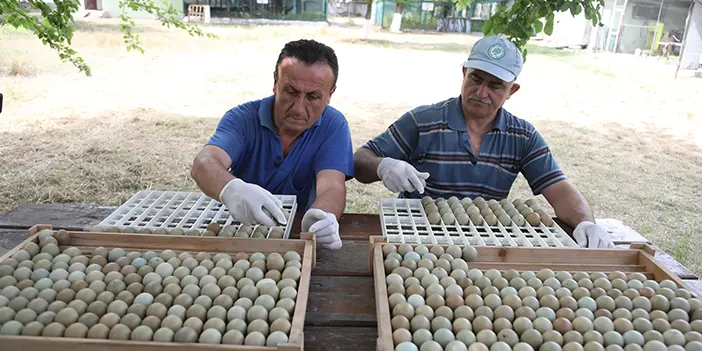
[354, 36, 614, 249]
[191, 39, 354, 249]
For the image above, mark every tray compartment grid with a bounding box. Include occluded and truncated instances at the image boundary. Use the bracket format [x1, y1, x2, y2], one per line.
[379, 197, 578, 248]
[98, 190, 298, 239]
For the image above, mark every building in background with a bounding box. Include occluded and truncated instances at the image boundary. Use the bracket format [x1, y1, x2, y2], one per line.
[182, 0, 328, 21]
[591, 0, 691, 56]
[676, 0, 701, 74]
[77, 0, 328, 21]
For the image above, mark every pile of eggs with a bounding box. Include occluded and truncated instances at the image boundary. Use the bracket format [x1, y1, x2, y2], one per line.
[382, 243, 702, 351]
[420, 197, 554, 228]
[87, 222, 286, 239]
[0, 229, 302, 346]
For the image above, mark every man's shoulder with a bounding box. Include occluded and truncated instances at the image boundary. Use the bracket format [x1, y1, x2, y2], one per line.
[501, 108, 538, 137]
[320, 104, 350, 127]
[408, 97, 458, 123]
[224, 97, 266, 121]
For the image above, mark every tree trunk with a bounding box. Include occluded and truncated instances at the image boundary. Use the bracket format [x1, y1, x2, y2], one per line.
[389, 2, 403, 32]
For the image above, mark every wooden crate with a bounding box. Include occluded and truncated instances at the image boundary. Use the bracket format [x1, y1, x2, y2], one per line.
[0, 224, 317, 351]
[368, 235, 696, 351]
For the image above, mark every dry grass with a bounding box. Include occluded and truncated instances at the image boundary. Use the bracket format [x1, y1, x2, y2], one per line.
[1, 18, 701, 274]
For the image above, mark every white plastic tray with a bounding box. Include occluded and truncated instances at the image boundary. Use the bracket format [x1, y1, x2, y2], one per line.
[97, 190, 298, 239]
[378, 198, 579, 247]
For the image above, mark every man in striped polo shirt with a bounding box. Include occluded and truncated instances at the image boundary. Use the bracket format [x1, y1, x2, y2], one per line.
[354, 36, 613, 249]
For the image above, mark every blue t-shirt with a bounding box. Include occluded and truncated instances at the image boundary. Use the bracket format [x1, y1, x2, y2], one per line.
[207, 95, 354, 211]
[363, 96, 566, 200]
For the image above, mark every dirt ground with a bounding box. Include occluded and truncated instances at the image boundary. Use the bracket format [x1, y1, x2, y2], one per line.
[1, 18, 701, 274]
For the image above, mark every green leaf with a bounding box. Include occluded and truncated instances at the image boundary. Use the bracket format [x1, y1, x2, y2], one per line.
[522, 47, 528, 61]
[483, 18, 494, 35]
[560, 1, 570, 11]
[533, 20, 543, 33]
[544, 13, 554, 35]
[570, 2, 582, 15]
[538, 6, 549, 17]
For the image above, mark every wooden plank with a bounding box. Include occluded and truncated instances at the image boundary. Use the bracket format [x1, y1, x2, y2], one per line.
[372, 244, 393, 351]
[637, 249, 695, 292]
[597, 218, 650, 244]
[304, 326, 377, 351]
[314, 241, 371, 277]
[652, 247, 698, 280]
[290, 213, 381, 240]
[683, 279, 702, 297]
[288, 239, 314, 345]
[467, 262, 649, 272]
[471, 246, 639, 265]
[36, 229, 308, 254]
[0, 229, 28, 256]
[305, 276, 376, 327]
[0, 204, 117, 230]
[615, 244, 697, 280]
[0, 335, 294, 350]
[0, 233, 39, 263]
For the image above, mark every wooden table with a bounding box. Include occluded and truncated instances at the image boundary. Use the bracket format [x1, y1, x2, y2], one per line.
[1, 204, 700, 351]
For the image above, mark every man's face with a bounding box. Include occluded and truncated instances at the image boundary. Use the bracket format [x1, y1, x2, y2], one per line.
[273, 57, 336, 134]
[460, 67, 520, 120]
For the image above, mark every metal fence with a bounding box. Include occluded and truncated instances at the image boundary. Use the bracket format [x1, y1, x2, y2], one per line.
[375, 0, 469, 31]
[186, 0, 328, 21]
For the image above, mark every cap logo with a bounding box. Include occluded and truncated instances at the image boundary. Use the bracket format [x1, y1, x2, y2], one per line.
[487, 43, 505, 60]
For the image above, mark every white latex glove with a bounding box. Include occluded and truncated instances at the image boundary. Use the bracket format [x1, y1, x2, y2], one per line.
[573, 221, 615, 248]
[377, 157, 430, 194]
[301, 208, 341, 249]
[219, 178, 287, 227]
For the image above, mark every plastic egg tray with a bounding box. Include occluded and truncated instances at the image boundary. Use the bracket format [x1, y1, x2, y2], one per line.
[378, 198, 579, 248]
[98, 190, 298, 239]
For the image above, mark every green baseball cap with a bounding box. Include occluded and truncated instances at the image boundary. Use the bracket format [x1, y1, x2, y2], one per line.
[463, 36, 524, 82]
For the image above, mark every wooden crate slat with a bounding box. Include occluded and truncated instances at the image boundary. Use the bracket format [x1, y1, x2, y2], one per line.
[288, 236, 314, 345]
[474, 246, 640, 265]
[372, 244, 393, 351]
[466, 262, 649, 273]
[58, 231, 306, 254]
[0, 335, 282, 350]
[0, 233, 39, 262]
[638, 250, 694, 290]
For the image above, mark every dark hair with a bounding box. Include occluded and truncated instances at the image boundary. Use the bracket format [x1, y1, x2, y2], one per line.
[274, 39, 339, 89]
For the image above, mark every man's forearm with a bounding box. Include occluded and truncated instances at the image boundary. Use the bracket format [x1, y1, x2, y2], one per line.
[310, 186, 346, 220]
[354, 148, 383, 184]
[191, 154, 235, 201]
[557, 198, 594, 229]
[543, 181, 595, 229]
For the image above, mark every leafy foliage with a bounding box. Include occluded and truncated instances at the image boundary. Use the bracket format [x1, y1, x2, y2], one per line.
[1, 0, 91, 75]
[455, 0, 605, 60]
[119, 0, 216, 53]
[0, 0, 215, 76]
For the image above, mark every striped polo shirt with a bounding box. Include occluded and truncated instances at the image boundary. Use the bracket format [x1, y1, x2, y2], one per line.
[363, 96, 566, 200]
